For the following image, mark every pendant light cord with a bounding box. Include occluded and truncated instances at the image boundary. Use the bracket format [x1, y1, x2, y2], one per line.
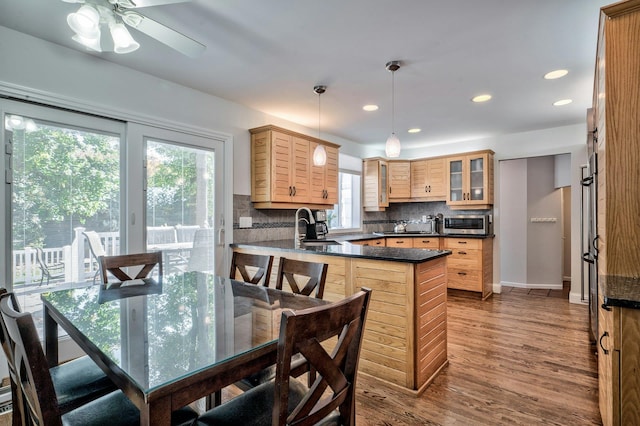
[391, 70, 395, 134]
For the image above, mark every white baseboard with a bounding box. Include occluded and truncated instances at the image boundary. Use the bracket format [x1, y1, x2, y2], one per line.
[493, 283, 501, 294]
[499, 281, 563, 290]
[563, 275, 571, 282]
[569, 291, 589, 305]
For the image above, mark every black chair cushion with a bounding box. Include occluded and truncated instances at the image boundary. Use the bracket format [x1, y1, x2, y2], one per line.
[51, 355, 117, 413]
[196, 378, 340, 426]
[196, 378, 307, 426]
[61, 390, 140, 426]
[61, 390, 198, 426]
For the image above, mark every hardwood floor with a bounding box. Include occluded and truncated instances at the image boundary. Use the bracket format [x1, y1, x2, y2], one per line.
[354, 287, 601, 425]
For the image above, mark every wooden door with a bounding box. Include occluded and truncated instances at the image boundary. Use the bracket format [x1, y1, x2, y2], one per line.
[410, 159, 427, 198]
[290, 136, 310, 202]
[271, 130, 293, 202]
[324, 145, 339, 204]
[389, 161, 411, 199]
[425, 157, 446, 198]
[598, 296, 619, 426]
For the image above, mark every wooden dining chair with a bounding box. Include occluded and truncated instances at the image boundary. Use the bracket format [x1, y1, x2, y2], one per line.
[275, 257, 329, 299]
[233, 257, 329, 392]
[229, 252, 274, 286]
[196, 287, 372, 426]
[0, 290, 117, 426]
[0, 293, 198, 426]
[99, 251, 163, 284]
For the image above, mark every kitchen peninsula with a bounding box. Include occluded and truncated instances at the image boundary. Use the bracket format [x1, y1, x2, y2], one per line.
[231, 238, 450, 394]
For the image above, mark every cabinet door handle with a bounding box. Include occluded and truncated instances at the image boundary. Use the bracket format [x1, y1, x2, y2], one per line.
[375, 241, 382, 245]
[457, 272, 467, 276]
[292, 186, 296, 196]
[458, 241, 467, 244]
[425, 185, 428, 193]
[428, 185, 431, 192]
[599, 331, 610, 355]
[422, 240, 431, 243]
[289, 186, 292, 196]
[389, 187, 392, 194]
[458, 251, 467, 255]
[396, 240, 404, 244]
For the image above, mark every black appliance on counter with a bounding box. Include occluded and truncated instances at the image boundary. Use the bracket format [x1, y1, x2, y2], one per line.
[581, 107, 598, 343]
[306, 210, 329, 239]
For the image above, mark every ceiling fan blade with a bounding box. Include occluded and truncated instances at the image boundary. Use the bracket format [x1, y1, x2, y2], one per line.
[121, 11, 205, 58]
[114, 0, 190, 8]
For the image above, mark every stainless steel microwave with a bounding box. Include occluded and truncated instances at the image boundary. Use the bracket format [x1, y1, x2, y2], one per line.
[443, 215, 492, 235]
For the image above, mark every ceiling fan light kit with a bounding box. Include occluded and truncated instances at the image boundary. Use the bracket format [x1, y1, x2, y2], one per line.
[385, 60, 402, 158]
[62, 0, 206, 57]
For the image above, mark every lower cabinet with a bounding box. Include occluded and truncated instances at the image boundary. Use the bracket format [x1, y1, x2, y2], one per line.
[351, 238, 386, 247]
[598, 292, 640, 426]
[386, 237, 413, 248]
[443, 237, 493, 299]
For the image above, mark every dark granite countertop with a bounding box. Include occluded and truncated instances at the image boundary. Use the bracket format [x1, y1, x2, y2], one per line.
[600, 275, 640, 309]
[231, 239, 451, 264]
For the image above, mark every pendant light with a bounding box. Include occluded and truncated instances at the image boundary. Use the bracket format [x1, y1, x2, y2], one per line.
[312, 85, 327, 166]
[385, 60, 401, 158]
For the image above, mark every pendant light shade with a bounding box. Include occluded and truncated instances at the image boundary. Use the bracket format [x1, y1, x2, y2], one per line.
[110, 22, 140, 54]
[67, 5, 101, 40]
[385, 60, 401, 158]
[313, 85, 327, 166]
[385, 133, 401, 157]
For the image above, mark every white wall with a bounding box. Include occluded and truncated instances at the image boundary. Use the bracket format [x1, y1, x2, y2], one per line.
[0, 26, 369, 198]
[526, 156, 563, 287]
[499, 159, 528, 286]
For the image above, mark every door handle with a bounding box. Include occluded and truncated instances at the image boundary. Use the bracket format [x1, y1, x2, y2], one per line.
[599, 331, 610, 355]
[582, 252, 594, 264]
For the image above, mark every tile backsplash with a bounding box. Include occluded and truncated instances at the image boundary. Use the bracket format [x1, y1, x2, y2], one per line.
[232, 194, 491, 243]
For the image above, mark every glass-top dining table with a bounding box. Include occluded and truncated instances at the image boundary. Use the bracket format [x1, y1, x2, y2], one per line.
[41, 272, 329, 426]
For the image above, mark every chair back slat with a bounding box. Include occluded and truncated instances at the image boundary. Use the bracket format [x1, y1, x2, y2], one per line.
[229, 252, 274, 286]
[99, 252, 163, 284]
[273, 288, 372, 426]
[275, 257, 328, 299]
[0, 294, 63, 426]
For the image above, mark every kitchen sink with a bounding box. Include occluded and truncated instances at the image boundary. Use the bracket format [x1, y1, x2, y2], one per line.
[301, 239, 342, 246]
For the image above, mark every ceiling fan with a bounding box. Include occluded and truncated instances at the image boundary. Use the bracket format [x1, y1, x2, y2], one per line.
[63, 0, 206, 58]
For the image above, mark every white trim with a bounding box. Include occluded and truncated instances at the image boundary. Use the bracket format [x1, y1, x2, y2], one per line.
[499, 281, 563, 290]
[492, 283, 502, 294]
[0, 81, 231, 143]
[569, 291, 589, 305]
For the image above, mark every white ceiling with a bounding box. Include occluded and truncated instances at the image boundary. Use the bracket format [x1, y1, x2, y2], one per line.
[0, 0, 609, 152]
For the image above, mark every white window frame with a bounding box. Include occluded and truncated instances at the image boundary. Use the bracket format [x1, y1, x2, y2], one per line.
[327, 166, 362, 234]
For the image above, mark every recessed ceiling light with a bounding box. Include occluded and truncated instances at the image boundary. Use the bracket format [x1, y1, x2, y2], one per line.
[362, 104, 379, 111]
[408, 128, 421, 133]
[553, 99, 573, 106]
[544, 69, 569, 80]
[471, 94, 492, 103]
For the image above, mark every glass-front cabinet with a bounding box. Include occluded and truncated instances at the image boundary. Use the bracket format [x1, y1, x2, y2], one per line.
[363, 158, 389, 211]
[446, 150, 494, 208]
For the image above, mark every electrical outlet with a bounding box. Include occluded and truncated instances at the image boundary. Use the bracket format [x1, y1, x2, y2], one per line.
[239, 217, 252, 228]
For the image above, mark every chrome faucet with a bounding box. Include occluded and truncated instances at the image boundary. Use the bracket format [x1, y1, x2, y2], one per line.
[294, 207, 315, 247]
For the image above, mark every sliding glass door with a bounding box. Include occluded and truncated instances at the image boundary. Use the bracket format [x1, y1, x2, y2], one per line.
[2, 102, 227, 342]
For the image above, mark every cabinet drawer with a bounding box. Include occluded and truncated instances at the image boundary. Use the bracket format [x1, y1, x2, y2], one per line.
[353, 238, 385, 247]
[447, 268, 482, 291]
[386, 237, 413, 248]
[412, 237, 440, 249]
[447, 250, 481, 269]
[444, 238, 482, 250]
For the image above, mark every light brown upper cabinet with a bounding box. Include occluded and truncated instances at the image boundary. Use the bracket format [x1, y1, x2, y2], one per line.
[410, 157, 446, 201]
[446, 150, 494, 209]
[363, 158, 389, 211]
[388, 160, 411, 200]
[250, 125, 340, 209]
[310, 141, 339, 205]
